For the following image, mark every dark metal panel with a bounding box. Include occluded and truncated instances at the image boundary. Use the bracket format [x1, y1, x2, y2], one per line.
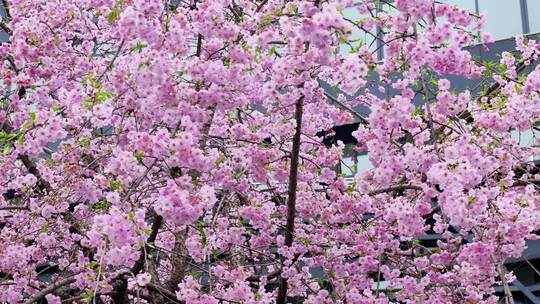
[512, 279, 540, 304]
[506, 240, 540, 264]
[0, 1, 8, 42]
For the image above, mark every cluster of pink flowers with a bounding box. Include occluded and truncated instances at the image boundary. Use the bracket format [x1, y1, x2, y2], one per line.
[0, 0, 538, 303]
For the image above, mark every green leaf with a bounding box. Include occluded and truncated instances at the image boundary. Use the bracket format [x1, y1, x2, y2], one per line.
[108, 179, 122, 191]
[131, 41, 147, 53]
[108, 8, 120, 23]
[215, 155, 226, 166]
[81, 290, 94, 301]
[21, 119, 33, 131]
[2, 145, 13, 155]
[313, 277, 325, 288]
[52, 104, 62, 113]
[95, 91, 113, 103]
[267, 46, 279, 57]
[83, 97, 94, 110]
[82, 73, 94, 88]
[86, 261, 99, 269]
[0, 131, 17, 142]
[260, 14, 273, 27]
[412, 105, 424, 117]
[134, 150, 144, 162]
[29, 112, 37, 122]
[79, 136, 91, 148]
[195, 221, 207, 246]
[233, 167, 246, 179]
[17, 133, 26, 146]
[287, 5, 298, 14]
[39, 223, 49, 233]
[347, 181, 357, 193]
[92, 200, 111, 211]
[249, 125, 261, 132]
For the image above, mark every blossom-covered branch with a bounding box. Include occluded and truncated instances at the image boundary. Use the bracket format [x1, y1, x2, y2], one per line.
[0, 0, 538, 303]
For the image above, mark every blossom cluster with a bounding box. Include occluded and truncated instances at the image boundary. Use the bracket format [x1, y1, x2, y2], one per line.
[0, 0, 539, 303]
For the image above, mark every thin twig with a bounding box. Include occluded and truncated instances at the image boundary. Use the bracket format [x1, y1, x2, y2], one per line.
[368, 184, 422, 196]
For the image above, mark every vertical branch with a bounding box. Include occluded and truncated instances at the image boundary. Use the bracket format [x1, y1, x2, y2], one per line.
[166, 227, 189, 291]
[112, 215, 163, 304]
[166, 29, 212, 291]
[421, 75, 440, 159]
[497, 263, 516, 304]
[276, 95, 304, 304]
[195, 33, 203, 57]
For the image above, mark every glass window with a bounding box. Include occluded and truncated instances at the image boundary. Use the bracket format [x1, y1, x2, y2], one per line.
[510, 128, 540, 161]
[478, 0, 523, 40]
[339, 145, 374, 179]
[341, 156, 357, 177]
[357, 153, 374, 173]
[510, 129, 539, 148]
[340, 144, 358, 177]
[528, 0, 540, 33]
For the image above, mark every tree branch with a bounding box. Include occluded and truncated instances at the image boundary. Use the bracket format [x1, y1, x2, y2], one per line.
[276, 95, 304, 304]
[255, 0, 269, 13]
[458, 58, 532, 123]
[166, 228, 189, 291]
[368, 184, 422, 196]
[146, 282, 184, 304]
[23, 276, 76, 304]
[112, 214, 163, 303]
[497, 263, 515, 304]
[0, 205, 28, 211]
[324, 92, 369, 125]
[510, 179, 540, 187]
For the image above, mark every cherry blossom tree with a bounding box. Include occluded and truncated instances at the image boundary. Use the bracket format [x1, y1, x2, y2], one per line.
[0, 0, 539, 303]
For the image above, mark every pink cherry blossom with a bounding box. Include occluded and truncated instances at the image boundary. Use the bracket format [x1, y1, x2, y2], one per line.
[0, 0, 538, 303]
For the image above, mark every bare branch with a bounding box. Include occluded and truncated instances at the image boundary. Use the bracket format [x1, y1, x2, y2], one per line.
[325, 92, 369, 125]
[146, 282, 184, 304]
[23, 276, 76, 304]
[368, 184, 422, 196]
[276, 94, 304, 304]
[0, 206, 28, 211]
